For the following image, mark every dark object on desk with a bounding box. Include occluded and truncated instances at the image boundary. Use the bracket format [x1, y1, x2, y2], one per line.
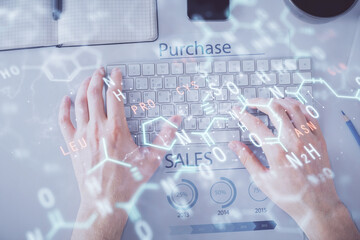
[52, 0, 62, 21]
[341, 110, 360, 147]
[289, 0, 358, 18]
[187, 0, 230, 21]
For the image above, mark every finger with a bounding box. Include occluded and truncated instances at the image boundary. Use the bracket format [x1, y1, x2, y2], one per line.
[106, 68, 127, 127]
[75, 77, 91, 128]
[58, 96, 75, 141]
[148, 116, 182, 159]
[297, 102, 321, 136]
[87, 67, 106, 121]
[277, 98, 308, 130]
[228, 141, 267, 176]
[247, 98, 296, 139]
[232, 106, 274, 142]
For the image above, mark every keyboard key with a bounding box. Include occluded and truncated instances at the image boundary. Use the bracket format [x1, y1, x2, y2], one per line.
[132, 109, 145, 118]
[171, 62, 184, 74]
[243, 88, 256, 99]
[228, 61, 241, 72]
[261, 73, 277, 85]
[250, 74, 263, 85]
[143, 92, 155, 102]
[187, 90, 199, 102]
[198, 117, 210, 130]
[142, 64, 155, 76]
[141, 120, 154, 132]
[299, 58, 311, 70]
[122, 78, 134, 90]
[285, 87, 298, 98]
[176, 104, 189, 116]
[158, 91, 171, 103]
[278, 73, 291, 84]
[270, 59, 283, 71]
[284, 59, 297, 71]
[258, 88, 271, 98]
[138, 133, 150, 145]
[219, 102, 232, 114]
[129, 92, 141, 103]
[227, 118, 239, 129]
[300, 85, 313, 103]
[124, 106, 131, 118]
[127, 120, 139, 133]
[213, 118, 226, 129]
[172, 91, 184, 102]
[164, 77, 177, 89]
[214, 61, 226, 73]
[128, 64, 141, 76]
[243, 60, 255, 72]
[222, 75, 234, 85]
[184, 117, 197, 130]
[241, 131, 250, 142]
[200, 90, 214, 101]
[147, 106, 160, 117]
[236, 73, 249, 86]
[157, 63, 169, 75]
[135, 78, 148, 90]
[161, 105, 175, 117]
[193, 75, 206, 88]
[186, 62, 198, 74]
[210, 130, 240, 143]
[204, 103, 218, 115]
[215, 89, 228, 101]
[178, 76, 191, 87]
[199, 61, 212, 73]
[270, 87, 285, 98]
[150, 77, 162, 89]
[293, 72, 311, 84]
[108, 65, 126, 76]
[256, 60, 269, 72]
[191, 104, 203, 116]
[207, 75, 220, 86]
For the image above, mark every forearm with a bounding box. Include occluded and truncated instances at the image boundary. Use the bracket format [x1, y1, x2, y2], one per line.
[71, 202, 128, 240]
[298, 202, 360, 240]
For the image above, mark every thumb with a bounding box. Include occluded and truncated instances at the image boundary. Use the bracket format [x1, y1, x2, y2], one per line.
[228, 141, 267, 176]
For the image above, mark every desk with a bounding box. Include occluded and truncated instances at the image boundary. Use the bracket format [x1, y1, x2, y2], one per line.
[0, 0, 359, 239]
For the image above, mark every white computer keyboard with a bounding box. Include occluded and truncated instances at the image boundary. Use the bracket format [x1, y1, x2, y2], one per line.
[106, 57, 313, 146]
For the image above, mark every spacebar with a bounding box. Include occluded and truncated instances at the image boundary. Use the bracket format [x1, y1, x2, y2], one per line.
[175, 130, 240, 145]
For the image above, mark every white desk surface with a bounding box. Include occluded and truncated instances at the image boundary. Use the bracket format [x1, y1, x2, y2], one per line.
[0, 0, 359, 239]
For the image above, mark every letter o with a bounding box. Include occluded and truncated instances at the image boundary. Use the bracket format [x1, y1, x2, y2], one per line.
[135, 220, 153, 240]
[226, 81, 239, 94]
[249, 133, 262, 147]
[10, 65, 20, 75]
[38, 188, 55, 209]
[147, 99, 156, 108]
[305, 105, 319, 119]
[212, 147, 226, 162]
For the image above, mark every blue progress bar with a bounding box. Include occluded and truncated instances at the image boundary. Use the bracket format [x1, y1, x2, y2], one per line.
[169, 220, 277, 235]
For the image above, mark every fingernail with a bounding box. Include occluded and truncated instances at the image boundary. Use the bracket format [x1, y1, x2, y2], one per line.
[99, 67, 105, 75]
[112, 67, 120, 73]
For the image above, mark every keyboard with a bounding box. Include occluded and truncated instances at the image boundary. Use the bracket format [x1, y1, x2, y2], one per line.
[106, 57, 313, 147]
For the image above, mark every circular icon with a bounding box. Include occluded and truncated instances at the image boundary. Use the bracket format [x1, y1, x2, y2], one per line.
[170, 183, 194, 207]
[210, 177, 237, 208]
[167, 179, 198, 210]
[248, 182, 267, 201]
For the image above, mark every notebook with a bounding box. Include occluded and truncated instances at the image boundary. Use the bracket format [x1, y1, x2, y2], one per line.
[0, 0, 158, 51]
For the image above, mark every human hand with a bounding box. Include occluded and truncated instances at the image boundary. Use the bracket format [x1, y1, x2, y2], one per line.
[58, 67, 181, 240]
[228, 98, 360, 240]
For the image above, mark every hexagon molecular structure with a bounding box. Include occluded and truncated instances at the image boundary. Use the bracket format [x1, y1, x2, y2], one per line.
[42, 54, 80, 82]
[142, 116, 178, 150]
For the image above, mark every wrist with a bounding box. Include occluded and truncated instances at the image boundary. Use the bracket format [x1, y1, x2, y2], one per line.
[297, 201, 359, 240]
